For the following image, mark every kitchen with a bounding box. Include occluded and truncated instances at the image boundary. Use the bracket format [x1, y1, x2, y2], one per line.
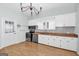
[27, 12, 78, 52]
[0, 3, 79, 56]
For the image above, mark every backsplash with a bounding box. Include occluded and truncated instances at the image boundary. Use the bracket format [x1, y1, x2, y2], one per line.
[35, 27, 75, 33]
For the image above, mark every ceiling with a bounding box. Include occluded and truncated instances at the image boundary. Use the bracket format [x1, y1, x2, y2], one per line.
[0, 3, 77, 11]
[0, 3, 77, 19]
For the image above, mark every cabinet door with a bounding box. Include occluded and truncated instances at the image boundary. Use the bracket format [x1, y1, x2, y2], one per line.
[43, 35, 49, 45]
[61, 37, 77, 51]
[48, 36, 56, 46]
[55, 13, 76, 27]
[38, 35, 44, 44]
[49, 21, 55, 30]
[55, 15, 65, 27]
[37, 22, 43, 29]
[38, 21, 47, 30]
[38, 35, 49, 45]
[54, 36, 61, 48]
[49, 36, 60, 48]
[64, 13, 76, 26]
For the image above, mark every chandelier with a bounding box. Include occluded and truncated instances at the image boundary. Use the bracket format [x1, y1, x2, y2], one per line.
[20, 3, 42, 16]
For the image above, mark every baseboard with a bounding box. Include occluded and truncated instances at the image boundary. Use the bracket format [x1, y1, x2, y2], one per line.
[0, 40, 26, 49]
[77, 52, 79, 55]
[0, 46, 4, 49]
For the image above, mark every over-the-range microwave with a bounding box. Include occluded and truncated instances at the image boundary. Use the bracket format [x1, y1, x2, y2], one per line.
[28, 25, 37, 29]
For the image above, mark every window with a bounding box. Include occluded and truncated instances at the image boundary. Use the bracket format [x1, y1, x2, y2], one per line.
[5, 21, 14, 33]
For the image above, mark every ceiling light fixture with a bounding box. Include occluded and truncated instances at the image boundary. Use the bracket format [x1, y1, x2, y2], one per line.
[20, 3, 42, 16]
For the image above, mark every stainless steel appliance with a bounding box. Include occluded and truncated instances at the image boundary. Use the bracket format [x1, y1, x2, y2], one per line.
[26, 26, 38, 43]
[32, 34, 38, 43]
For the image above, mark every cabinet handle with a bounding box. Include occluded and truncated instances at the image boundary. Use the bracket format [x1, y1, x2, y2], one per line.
[43, 22, 45, 29]
[43, 22, 45, 25]
[47, 22, 49, 29]
[48, 22, 49, 28]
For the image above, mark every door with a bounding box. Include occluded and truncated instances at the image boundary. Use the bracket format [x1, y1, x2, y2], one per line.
[1, 17, 17, 48]
[17, 25, 26, 42]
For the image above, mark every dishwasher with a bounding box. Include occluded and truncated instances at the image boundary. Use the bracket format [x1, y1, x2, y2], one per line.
[32, 34, 38, 43]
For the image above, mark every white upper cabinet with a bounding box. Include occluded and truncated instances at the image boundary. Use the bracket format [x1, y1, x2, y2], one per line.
[36, 16, 56, 30]
[28, 16, 56, 30]
[64, 13, 76, 26]
[55, 13, 76, 27]
[48, 20, 55, 30]
[28, 12, 76, 28]
[55, 14, 65, 27]
[37, 21, 44, 29]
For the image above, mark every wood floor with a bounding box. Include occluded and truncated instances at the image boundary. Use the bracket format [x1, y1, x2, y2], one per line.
[0, 42, 78, 56]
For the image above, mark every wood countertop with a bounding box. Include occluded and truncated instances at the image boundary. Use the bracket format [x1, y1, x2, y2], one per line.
[33, 32, 78, 38]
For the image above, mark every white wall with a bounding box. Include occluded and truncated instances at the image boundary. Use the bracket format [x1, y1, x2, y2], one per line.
[75, 4, 79, 55]
[0, 3, 28, 48]
[27, 3, 76, 20]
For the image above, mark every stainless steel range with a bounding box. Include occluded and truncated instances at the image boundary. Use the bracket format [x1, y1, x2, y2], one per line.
[26, 26, 38, 43]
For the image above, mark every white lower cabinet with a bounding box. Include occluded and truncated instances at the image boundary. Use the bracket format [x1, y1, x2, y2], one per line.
[60, 37, 77, 51]
[38, 35, 49, 45]
[38, 35, 78, 51]
[49, 36, 60, 48]
[48, 36, 55, 46]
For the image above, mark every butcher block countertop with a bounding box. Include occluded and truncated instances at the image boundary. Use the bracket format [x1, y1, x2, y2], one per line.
[33, 32, 78, 38]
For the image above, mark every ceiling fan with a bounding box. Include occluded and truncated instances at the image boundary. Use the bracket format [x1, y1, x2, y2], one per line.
[20, 3, 42, 16]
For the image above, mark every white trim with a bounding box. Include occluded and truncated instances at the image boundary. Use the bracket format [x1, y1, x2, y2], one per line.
[0, 40, 25, 49]
[77, 52, 79, 55]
